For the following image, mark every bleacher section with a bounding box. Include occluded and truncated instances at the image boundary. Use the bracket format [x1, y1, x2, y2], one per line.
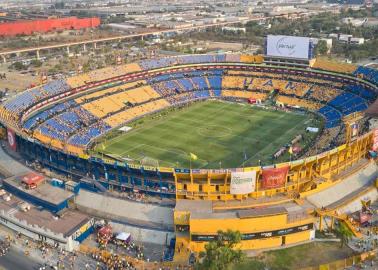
[4, 80, 70, 114]
[277, 95, 321, 110]
[354, 66, 378, 85]
[66, 64, 142, 88]
[345, 84, 376, 101]
[79, 82, 159, 118]
[318, 106, 343, 128]
[148, 70, 224, 104]
[313, 58, 357, 74]
[307, 85, 340, 102]
[23, 100, 76, 130]
[139, 54, 226, 70]
[328, 92, 368, 115]
[103, 99, 170, 127]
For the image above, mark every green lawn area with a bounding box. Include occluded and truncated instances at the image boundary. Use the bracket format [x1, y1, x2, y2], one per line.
[234, 242, 355, 270]
[96, 100, 319, 168]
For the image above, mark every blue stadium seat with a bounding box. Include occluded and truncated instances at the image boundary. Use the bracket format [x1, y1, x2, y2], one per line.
[4, 80, 71, 114]
[344, 84, 376, 101]
[318, 105, 343, 128]
[354, 66, 378, 84]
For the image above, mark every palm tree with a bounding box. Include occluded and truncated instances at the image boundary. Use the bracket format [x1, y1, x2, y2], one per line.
[335, 222, 353, 248]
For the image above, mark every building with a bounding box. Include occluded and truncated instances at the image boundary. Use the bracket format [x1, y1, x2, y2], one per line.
[0, 17, 100, 37]
[0, 194, 93, 251]
[222, 26, 246, 33]
[174, 200, 315, 252]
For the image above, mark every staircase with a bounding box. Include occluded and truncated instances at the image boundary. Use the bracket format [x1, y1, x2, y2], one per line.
[205, 77, 214, 97]
[91, 178, 109, 194]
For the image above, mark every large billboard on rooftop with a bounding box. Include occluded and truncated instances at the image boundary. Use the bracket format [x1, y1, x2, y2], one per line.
[266, 35, 311, 59]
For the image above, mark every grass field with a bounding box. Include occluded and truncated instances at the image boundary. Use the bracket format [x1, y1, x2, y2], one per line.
[96, 100, 318, 168]
[233, 242, 355, 270]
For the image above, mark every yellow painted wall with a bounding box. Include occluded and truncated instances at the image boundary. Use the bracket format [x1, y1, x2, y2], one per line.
[285, 230, 311, 245]
[189, 230, 311, 252]
[190, 215, 287, 234]
[176, 132, 373, 201]
[190, 216, 315, 234]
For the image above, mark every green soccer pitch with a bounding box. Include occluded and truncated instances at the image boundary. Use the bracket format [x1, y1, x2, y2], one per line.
[95, 100, 320, 168]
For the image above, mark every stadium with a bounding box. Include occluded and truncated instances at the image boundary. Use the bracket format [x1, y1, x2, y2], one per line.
[1, 35, 378, 262]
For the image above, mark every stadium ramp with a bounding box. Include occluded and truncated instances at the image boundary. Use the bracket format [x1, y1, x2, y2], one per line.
[306, 160, 377, 210]
[308, 161, 377, 237]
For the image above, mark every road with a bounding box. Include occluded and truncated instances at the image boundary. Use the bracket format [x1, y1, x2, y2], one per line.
[0, 247, 41, 270]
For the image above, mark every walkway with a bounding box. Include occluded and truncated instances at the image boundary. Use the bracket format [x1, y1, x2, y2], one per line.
[307, 161, 378, 208]
[75, 189, 174, 232]
[0, 143, 31, 177]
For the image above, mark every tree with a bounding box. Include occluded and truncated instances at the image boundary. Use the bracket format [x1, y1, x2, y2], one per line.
[12, 62, 26, 71]
[196, 230, 245, 270]
[316, 40, 328, 55]
[335, 222, 353, 248]
[30, 59, 42, 68]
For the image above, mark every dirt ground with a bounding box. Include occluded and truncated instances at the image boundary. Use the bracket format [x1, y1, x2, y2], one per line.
[202, 41, 243, 51]
[0, 65, 35, 93]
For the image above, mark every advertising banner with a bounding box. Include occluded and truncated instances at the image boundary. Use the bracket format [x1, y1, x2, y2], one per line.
[261, 166, 289, 189]
[351, 122, 359, 139]
[360, 212, 371, 224]
[230, 171, 256, 194]
[373, 129, 378, 151]
[191, 223, 314, 242]
[7, 128, 16, 151]
[266, 35, 310, 59]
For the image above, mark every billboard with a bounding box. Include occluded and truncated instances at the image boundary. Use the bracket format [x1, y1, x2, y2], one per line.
[191, 223, 313, 242]
[261, 166, 289, 189]
[230, 171, 256, 194]
[373, 129, 378, 151]
[350, 122, 359, 139]
[266, 35, 310, 59]
[7, 128, 16, 151]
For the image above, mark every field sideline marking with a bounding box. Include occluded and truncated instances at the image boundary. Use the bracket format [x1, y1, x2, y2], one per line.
[118, 143, 209, 168]
[238, 116, 309, 167]
[100, 101, 312, 168]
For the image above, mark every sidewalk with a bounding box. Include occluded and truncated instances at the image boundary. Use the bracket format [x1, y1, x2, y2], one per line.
[0, 224, 100, 270]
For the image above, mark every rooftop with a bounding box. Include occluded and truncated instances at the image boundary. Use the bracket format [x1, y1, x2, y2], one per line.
[4, 174, 74, 206]
[0, 195, 90, 237]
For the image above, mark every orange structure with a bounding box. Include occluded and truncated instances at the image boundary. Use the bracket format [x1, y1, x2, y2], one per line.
[0, 17, 100, 37]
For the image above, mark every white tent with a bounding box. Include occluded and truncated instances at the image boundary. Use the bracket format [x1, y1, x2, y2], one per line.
[115, 232, 131, 242]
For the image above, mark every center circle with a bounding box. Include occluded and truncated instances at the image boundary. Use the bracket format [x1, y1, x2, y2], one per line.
[197, 125, 232, 138]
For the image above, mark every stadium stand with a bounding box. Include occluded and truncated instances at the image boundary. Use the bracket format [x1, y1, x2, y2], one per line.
[307, 85, 341, 102]
[318, 105, 343, 128]
[66, 74, 91, 88]
[344, 84, 376, 101]
[240, 54, 264, 63]
[222, 90, 268, 101]
[4, 80, 70, 114]
[139, 54, 227, 70]
[0, 54, 375, 155]
[312, 58, 357, 74]
[328, 92, 368, 115]
[66, 64, 142, 88]
[276, 95, 321, 110]
[103, 99, 170, 127]
[23, 100, 76, 130]
[354, 66, 378, 84]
